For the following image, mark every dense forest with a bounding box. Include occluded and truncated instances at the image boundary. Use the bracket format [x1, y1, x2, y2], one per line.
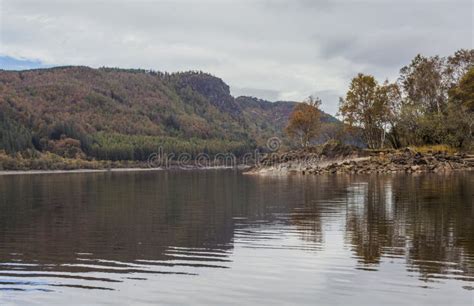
[0, 67, 341, 167]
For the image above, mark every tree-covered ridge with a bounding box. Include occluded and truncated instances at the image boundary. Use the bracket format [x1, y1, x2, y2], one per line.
[0, 66, 340, 161]
[238, 96, 345, 148]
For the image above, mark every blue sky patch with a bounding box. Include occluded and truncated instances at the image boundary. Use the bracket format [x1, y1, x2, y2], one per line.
[0, 56, 47, 70]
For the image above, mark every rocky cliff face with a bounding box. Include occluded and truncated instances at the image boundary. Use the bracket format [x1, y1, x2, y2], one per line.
[170, 71, 243, 117]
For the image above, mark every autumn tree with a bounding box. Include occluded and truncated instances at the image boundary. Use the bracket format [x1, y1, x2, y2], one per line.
[445, 49, 474, 87]
[376, 81, 403, 148]
[449, 66, 474, 111]
[445, 67, 474, 147]
[395, 50, 473, 147]
[399, 54, 445, 114]
[286, 96, 322, 147]
[338, 74, 392, 149]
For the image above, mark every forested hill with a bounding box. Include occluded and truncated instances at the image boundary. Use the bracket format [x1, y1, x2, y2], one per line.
[0, 66, 340, 160]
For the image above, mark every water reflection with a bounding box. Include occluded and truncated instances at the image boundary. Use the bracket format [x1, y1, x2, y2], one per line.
[0, 171, 473, 304]
[342, 175, 474, 278]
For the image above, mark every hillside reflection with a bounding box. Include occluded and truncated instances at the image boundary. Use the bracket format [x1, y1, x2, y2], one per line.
[0, 170, 472, 289]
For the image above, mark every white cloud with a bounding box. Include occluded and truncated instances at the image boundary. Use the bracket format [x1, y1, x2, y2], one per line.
[0, 0, 472, 115]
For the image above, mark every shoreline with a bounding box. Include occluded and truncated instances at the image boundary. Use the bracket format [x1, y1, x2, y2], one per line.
[0, 167, 163, 176]
[244, 148, 474, 176]
[0, 165, 248, 176]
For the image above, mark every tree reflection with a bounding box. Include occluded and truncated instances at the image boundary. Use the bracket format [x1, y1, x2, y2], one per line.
[343, 173, 474, 279]
[0, 170, 472, 286]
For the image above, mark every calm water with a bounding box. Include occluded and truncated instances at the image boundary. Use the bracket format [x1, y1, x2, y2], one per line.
[0, 170, 473, 305]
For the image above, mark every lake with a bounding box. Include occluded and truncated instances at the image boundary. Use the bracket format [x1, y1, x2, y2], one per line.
[0, 170, 473, 305]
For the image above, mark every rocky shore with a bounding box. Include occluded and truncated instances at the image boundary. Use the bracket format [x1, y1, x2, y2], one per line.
[245, 143, 474, 175]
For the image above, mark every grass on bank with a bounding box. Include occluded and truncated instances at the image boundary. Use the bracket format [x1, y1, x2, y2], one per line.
[1, 142, 470, 172]
[0, 151, 145, 171]
[409, 145, 458, 155]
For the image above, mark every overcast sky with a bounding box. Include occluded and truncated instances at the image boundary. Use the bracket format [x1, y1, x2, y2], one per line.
[0, 0, 472, 115]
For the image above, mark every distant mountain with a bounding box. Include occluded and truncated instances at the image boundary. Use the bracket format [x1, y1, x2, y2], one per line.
[237, 96, 341, 147]
[0, 66, 342, 160]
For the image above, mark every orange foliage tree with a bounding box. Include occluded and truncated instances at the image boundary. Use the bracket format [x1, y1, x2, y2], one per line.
[285, 96, 322, 147]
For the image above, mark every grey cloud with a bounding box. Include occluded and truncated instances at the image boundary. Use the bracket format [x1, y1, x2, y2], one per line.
[231, 87, 281, 101]
[311, 90, 343, 116]
[261, 0, 334, 11]
[1, 0, 471, 115]
[313, 1, 472, 80]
